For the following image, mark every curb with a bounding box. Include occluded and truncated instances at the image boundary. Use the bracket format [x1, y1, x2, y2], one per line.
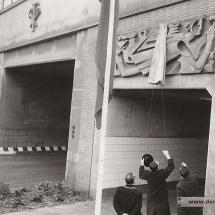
[0, 146, 67, 155]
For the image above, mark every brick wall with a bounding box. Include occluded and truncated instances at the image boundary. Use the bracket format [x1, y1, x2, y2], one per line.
[118, 0, 215, 35]
[0, 128, 68, 147]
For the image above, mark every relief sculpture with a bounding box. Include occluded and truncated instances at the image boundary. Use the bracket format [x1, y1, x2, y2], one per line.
[115, 15, 215, 77]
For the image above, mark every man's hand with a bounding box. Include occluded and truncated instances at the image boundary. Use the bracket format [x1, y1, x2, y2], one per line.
[141, 158, 144, 166]
[181, 162, 187, 167]
[163, 150, 171, 159]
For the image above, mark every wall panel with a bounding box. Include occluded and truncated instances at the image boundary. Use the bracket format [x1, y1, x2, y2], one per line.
[103, 137, 208, 188]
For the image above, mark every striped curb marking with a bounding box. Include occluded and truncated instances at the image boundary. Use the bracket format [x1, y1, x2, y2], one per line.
[0, 146, 67, 154]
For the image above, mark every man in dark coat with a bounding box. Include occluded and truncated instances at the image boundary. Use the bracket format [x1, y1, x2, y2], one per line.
[113, 173, 143, 215]
[139, 150, 175, 215]
[176, 162, 202, 215]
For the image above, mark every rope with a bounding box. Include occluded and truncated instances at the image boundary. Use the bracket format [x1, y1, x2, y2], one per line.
[146, 89, 167, 138]
[162, 89, 167, 138]
[146, 89, 153, 138]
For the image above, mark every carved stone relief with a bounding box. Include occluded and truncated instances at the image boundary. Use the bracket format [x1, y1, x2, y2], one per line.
[115, 15, 215, 77]
[28, 2, 41, 32]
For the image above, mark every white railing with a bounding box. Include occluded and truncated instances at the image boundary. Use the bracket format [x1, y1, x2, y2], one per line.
[0, 0, 19, 10]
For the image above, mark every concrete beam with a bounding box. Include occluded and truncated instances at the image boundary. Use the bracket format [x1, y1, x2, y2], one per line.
[113, 74, 214, 90]
[4, 34, 77, 68]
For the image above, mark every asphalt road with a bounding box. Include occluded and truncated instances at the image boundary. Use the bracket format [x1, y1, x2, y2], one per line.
[0, 151, 67, 190]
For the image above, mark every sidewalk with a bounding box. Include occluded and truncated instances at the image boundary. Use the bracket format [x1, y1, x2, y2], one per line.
[4, 191, 178, 215]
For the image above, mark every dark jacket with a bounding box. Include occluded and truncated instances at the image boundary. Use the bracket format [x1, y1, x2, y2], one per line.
[139, 158, 175, 215]
[113, 184, 143, 215]
[176, 169, 202, 215]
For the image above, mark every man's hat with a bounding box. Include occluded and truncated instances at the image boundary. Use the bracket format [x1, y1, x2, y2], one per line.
[142, 154, 153, 167]
[149, 161, 158, 171]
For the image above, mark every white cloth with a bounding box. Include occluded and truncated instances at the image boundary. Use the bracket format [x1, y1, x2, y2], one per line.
[148, 23, 167, 85]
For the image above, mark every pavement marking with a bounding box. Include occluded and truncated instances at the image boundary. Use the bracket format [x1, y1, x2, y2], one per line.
[18, 147, 23, 152]
[28, 147, 33, 151]
[0, 151, 16, 155]
[62, 146, 67, 151]
[53, 147, 58, 151]
[0, 146, 67, 155]
[45, 147, 50, 151]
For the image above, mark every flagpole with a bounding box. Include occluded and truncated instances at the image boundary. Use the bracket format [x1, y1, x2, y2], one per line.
[95, 0, 116, 214]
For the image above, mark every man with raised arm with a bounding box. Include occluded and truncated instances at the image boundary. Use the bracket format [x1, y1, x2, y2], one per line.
[139, 150, 175, 215]
[176, 162, 202, 215]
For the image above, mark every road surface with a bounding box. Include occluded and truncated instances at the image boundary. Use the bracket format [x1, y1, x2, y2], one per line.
[0, 151, 67, 190]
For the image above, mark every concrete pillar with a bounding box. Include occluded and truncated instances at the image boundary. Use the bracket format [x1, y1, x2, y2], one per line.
[0, 53, 5, 120]
[65, 30, 87, 188]
[204, 80, 215, 215]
